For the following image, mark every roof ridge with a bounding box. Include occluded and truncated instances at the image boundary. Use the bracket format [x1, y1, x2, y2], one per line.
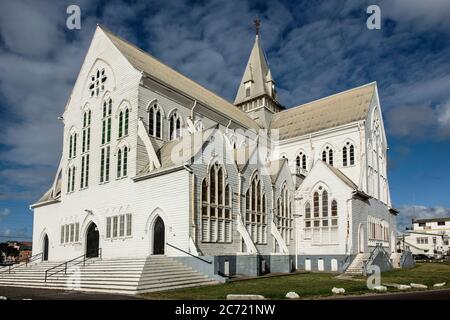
[99, 26, 259, 129]
[275, 81, 377, 115]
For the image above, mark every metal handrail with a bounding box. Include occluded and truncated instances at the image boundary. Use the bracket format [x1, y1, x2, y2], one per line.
[44, 248, 102, 283]
[166, 243, 212, 264]
[342, 254, 352, 272]
[363, 243, 392, 274]
[0, 252, 43, 275]
[363, 243, 381, 274]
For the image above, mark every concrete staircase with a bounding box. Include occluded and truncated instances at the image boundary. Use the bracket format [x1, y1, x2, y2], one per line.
[344, 252, 370, 275]
[0, 256, 218, 294]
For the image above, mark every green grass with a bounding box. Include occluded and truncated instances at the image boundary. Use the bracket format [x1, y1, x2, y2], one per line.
[369, 262, 450, 287]
[141, 263, 450, 300]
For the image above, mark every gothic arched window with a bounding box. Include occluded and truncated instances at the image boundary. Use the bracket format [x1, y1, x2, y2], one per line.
[276, 183, 293, 244]
[148, 103, 163, 139]
[245, 172, 267, 244]
[118, 108, 129, 138]
[296, 152, 307, 173]
[117, 146, 128, 178]
[306, 187, 339, 243]
[343, 142, 355, 167]
[68, 131, 77, 159]
[67, 165, 76, 193]
[201, 163, 232, 243]
[322, 146, 334, 166]
[100, 97, 112, 183]
[169, 111, 182, 140]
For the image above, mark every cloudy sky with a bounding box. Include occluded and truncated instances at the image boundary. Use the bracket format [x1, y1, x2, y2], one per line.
[0, 0, 450, 239]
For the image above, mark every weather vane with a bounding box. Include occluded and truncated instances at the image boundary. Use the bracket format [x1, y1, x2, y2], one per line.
[254, 18, 260, 35]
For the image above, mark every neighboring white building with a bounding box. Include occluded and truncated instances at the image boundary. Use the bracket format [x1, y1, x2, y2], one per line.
[30, 25, 398, 276]
[399, 218, 450, 258]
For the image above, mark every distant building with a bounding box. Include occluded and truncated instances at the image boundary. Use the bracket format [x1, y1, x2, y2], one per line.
[19, 242, 33, 262]
[399, 218, 450, 258]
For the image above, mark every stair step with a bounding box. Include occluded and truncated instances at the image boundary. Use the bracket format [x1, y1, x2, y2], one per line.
[0, 256, 217, 294]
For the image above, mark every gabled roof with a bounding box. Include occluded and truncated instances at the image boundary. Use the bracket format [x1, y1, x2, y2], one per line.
[234, 35, 276, 105]
[266, 158, 288, 184]
[99, 26, 259, 130]
[31, 176, 61, 208]
[136, 126, 218, 177]
[271, 82, 376, 140]
[324, 162, 358, 190]
[300, 160, 368, 197]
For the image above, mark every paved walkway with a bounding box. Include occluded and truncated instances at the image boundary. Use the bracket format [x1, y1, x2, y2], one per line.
[0, 286, 144, 300]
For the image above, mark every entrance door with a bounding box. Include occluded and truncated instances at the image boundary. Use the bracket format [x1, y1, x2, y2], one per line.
[153, 217, 165, 255]
[359, 225, 365, 253]
[43, 234, 49, 261]
[86, 223, 100, 258]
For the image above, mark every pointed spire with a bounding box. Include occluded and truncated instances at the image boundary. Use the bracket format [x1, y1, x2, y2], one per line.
[234, 22, 277, 106]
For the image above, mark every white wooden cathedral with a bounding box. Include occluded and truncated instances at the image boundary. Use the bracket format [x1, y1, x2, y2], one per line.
[28, 24, 404, 285]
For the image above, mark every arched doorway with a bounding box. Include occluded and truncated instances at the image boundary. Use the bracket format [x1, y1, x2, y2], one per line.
[43, 234, 49, 261]
[358, 224, 365, 253]
[153, 217, 165, 255]
[86, 223, 100, 258]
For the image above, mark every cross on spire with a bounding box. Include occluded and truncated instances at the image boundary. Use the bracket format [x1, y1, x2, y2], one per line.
[254, 18, 260, 35]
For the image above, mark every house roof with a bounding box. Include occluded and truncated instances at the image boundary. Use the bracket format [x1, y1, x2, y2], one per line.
[270, 82, 376, 140]
[100, 26, 259, 130]
[412, 217, 450, 224]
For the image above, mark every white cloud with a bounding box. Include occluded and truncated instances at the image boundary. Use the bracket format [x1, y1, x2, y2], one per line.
[0, 209, 11, 222]
[0, 228, 12, 237]
[387, 99, 450, 141]
[382, 0, 450, 31]
[436, 101, 450, 138]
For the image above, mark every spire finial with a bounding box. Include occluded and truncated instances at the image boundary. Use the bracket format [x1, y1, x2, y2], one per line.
[254, 17, 260, 35]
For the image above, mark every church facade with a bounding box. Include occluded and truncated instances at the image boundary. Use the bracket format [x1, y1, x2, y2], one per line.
[31, 25, 398, 277]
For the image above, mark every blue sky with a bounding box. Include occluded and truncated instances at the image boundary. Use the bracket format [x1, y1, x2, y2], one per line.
[0, 0, 450, 240]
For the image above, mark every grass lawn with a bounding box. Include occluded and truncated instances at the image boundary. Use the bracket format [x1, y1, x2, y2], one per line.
[141, 263, 450, 300]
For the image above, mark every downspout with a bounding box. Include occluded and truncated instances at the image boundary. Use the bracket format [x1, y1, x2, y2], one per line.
[190, 100, 197, 119]
[238, 172, 243, 252]
[226, 119, 232, 132]
[184, 164, 196, 252]
[294, 196, 301, 270]
[271, 184, 276, 252]
[358, 121, 366, 191]
[346, 197, 352, 255]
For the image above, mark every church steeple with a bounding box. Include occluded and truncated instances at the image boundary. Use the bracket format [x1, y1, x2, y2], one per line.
[234, 20, 283, 116]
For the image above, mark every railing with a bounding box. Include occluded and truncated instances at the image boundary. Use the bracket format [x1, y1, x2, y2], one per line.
[166, 243, 212, 264]
[0, 252, 43, 275]
[44, 248, 102, 283]
[363, 243, 392, 275]
[342, 255, 352, 272]
[399, 249, 412, 267]
[362, 243, 381, 275]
